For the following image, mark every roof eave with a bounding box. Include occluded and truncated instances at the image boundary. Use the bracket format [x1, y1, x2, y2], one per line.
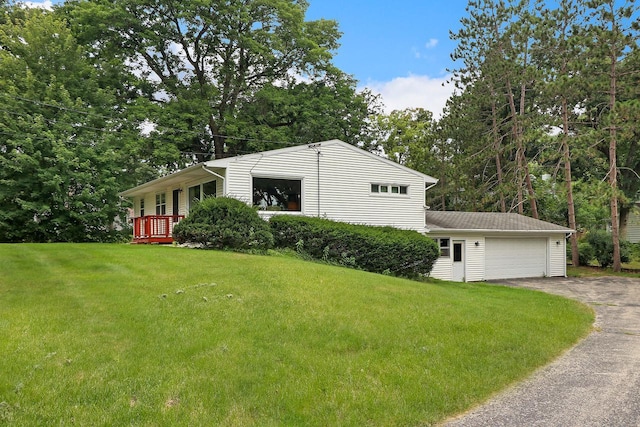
[425, 228, 575, 234]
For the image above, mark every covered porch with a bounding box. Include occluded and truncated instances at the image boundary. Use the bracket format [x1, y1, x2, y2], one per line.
[120, 163, 227, 244]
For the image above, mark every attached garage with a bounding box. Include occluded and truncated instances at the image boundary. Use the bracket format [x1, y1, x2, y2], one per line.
[485, 238, 547, 280]
[426, 211, 573, 282]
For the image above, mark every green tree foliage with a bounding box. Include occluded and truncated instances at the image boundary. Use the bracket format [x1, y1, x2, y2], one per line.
[62, 0, 375, 160]
[0, 7, 130, 242]
[172, 197, 273, 250]
[443, 0, 639, 269]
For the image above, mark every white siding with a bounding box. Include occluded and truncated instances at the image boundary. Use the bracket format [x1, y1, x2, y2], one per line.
[464, 236, 485, 282]
[430, 257, 452, 281]
[628, 206, 640, 244]
[549, 235, 567, 277]
[427, 234, 486, 282]
[225, 142, 427, 230]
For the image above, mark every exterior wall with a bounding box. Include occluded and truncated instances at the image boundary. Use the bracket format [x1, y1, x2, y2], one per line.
[463, 236, 486, 282]
[426, 232, 568, 282]
[628, 205, 640, 243]
[548, 235, 567, 277]
[430, 257, 452, 281]
[225, 142, 427, 231]
[428, 233, 486, 282]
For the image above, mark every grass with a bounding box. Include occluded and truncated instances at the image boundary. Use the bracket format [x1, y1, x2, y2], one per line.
[0, 244, 593, 426]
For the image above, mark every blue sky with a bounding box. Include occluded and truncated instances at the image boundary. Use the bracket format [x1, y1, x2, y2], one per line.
[307, 0, 469, 115]
[33, 0, 469, 116]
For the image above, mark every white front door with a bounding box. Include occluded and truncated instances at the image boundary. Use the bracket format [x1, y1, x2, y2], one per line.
[452, 240, 465, 282]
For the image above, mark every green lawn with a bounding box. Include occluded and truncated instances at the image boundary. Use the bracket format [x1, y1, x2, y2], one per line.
[0, 244, 593, 426]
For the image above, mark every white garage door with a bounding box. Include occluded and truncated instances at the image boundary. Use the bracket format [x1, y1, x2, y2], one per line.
[485, 238, 548, 280]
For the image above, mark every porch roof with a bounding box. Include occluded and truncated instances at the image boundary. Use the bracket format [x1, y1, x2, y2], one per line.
[118, 164, 226, 198]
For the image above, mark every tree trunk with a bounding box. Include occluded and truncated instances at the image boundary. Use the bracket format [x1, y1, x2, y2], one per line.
[609, 57, 621, 272]
[491, 97, 506, 212]
[562, 98, 579, 266]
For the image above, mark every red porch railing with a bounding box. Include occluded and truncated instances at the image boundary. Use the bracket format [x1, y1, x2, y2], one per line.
[133, 215, 185, 244]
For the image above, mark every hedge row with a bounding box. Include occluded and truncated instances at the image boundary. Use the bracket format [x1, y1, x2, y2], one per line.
[270, 215, 439, 278]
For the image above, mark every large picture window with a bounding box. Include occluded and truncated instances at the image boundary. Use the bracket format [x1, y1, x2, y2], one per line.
[253, 177, 301, 211]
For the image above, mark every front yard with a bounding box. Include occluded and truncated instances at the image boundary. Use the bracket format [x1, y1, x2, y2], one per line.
[0, 244, 593, 425]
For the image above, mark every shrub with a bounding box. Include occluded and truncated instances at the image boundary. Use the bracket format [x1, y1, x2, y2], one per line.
[269, 215, 439, 278]
[173, 197, 273, 250]
[577, 241, 595, 266]
[585, 230, 631, 268]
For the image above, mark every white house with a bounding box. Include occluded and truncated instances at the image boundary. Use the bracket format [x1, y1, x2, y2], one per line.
[120, 139, 574, 282]
[119, 139, 438, 243]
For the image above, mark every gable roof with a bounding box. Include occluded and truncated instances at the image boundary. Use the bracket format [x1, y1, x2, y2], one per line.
[201, 139, 438, 184]
[120, 139, 438, 197]
[425, 211, 574, 233]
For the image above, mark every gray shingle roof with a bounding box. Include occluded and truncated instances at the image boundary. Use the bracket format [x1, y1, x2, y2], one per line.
[425, 211, 573, 232]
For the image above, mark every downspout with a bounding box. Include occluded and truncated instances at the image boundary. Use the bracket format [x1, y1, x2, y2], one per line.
[202, 166, 226, 196]
[308, 144, 322, 217]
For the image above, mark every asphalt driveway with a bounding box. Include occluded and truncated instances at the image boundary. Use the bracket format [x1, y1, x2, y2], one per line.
[443, 276, 640, 427]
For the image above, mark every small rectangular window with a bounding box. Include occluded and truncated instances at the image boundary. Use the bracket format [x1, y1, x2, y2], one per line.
[155, 193, 166, 215]
[371, 184, 379, 193]
[380, 185, 388, 193]
[439, 238, 450, 257]
[140, 199, 145, 217]
[399, 186, 408, 194]
[391, 186, 399, 194]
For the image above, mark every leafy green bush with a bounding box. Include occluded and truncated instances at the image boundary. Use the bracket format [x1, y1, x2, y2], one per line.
[269, 215, 439, 278]
[577, 241, 595, 266]
[173, 197, 273, 250]
[585, 230, 630, 268]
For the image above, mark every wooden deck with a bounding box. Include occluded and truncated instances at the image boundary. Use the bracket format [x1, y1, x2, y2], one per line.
[132, 215, 184, 244]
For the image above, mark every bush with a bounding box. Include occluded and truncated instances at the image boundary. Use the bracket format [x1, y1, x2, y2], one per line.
[269, 215, 439, 278]
[585, 230, 631, 268]
[577, 242, 595, 266]
[173, 197, 273, 250]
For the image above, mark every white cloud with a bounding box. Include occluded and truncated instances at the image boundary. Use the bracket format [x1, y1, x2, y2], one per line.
[19, 0, 53, 10]
[363, 74, 455, 119]
[425, 38, 439, 49]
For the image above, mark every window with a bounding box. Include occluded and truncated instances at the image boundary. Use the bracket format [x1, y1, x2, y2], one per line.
[371, 183, 408, 196]
[139, 199, 145, 217]
[253, 177, 301, 211]
[155, 193, 166, 215]
[438, 238, 450, 257]
[188, 180, 216, 211]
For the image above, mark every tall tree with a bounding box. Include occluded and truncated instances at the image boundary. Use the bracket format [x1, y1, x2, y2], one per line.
[537, 0, 588, 265]
[584, 0, 639, 271]
[64, 0, 342, 160]
[0, 7, 132, 241]
[450, 0, 543, 217]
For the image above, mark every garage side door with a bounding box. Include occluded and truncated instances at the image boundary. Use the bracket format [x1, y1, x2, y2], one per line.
[485, 238, 547, 280]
